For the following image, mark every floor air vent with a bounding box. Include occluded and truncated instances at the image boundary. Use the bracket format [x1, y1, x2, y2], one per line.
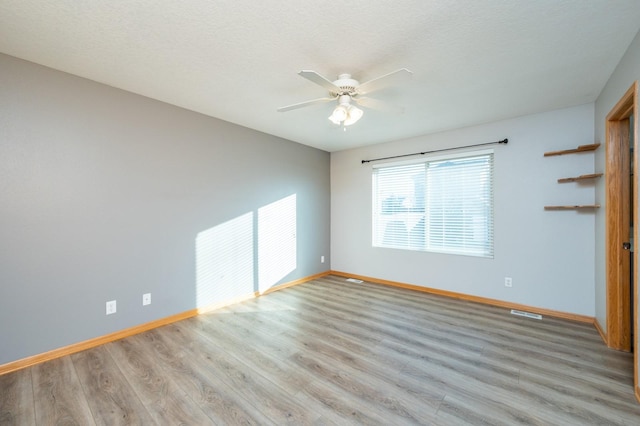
[345, 278, 364, 283]
[510, 309, 542, 320]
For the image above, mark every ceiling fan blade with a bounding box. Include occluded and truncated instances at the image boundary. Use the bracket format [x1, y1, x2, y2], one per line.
[356, 68, 413, 95]
[353, 96, 404, 114]
[277, 96, 336, 112]
[298, 70, 342, 93]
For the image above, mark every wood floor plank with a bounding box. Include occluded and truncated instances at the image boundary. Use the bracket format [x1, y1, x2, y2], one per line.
[216, 301, 448, 402]
[482, 344, 634, 394]
[129, 328, 275, 425]
[71, 345, 154, 425]
[201, 304, 447, 418]
[233, 296, 408, 368]
[518, 367, 637, 425]
[436, 391, 548, 426]
[4, 274, 640, 424]
[190, 314, 398, 424]
[301, 280, 601, 358]
[104, 338, 213, 425]
[164, 321, 321, 424]
[322, 276, 602, 347]
[273, 285, 522, 387]
[404, 352, 621, 425]
[286, 284, 490, 355]
[308, 276, 637, 424]
[32, 357, 96, 426]
[288, 348, 439, 424]
[0, 368, 35, 425]
[258, 278, 637, 421]
[293, 379, 394, 425]
[190, 315, 313, 392]
[298, 278, 623, 385]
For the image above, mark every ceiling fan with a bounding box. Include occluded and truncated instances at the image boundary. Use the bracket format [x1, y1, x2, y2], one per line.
[277, 68, 413, 126]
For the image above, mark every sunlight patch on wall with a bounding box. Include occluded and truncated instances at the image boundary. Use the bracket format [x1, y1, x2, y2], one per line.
[195, 212, 254, 309]
[258, 194, 297, 293]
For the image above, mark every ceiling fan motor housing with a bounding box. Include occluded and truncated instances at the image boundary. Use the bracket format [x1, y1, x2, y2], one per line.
[337, 94, 352, 106]
[332, 74, 359, 96]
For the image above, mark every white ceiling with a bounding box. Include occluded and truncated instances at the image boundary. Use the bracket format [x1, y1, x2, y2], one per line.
[1, 1, 640, 152]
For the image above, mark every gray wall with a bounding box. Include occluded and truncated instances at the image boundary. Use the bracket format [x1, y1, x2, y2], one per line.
[594, 28, 640, 331]
[331, 104, 596, 316]
[0, 54, 330, 365]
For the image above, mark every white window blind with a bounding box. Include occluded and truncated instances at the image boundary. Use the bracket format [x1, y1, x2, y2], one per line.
[372, 152, 494, 258]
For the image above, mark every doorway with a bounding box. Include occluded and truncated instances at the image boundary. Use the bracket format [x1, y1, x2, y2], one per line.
[605, 81, 638, 398]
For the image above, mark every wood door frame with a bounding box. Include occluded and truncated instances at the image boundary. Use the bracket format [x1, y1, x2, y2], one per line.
[605, 81, 638, 399]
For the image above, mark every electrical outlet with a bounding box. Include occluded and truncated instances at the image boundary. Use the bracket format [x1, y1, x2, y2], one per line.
[143, 293, 151, 306]
[321, 256, 325, 263]
[106, 300, 117, 315]
[504, 277, 513, 288]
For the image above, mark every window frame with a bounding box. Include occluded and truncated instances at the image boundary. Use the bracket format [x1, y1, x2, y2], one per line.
[372, 149, 494, 258]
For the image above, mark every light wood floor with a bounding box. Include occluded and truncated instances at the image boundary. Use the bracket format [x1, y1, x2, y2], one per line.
[2, 275, 640, 425]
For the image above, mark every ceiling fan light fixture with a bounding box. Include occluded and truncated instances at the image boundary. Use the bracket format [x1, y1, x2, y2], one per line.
[329, 97, 363, 126]
[328, 105, 348, 124]
[344, 105, 363, 126]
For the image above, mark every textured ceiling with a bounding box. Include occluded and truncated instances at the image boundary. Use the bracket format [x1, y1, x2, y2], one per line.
[1, 1, 640, 152]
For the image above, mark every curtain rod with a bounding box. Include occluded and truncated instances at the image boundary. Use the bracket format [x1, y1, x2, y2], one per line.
[361, 138, 508, 164]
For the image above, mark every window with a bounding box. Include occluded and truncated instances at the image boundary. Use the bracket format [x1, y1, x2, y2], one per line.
[372, 151, 494, 258]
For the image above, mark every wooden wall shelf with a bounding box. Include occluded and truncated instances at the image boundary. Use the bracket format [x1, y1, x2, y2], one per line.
[557, 173, 603, 183]
[544, 205, 601, 210]
[544, 142, 599, 210]
[544, 143, 601, 157]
